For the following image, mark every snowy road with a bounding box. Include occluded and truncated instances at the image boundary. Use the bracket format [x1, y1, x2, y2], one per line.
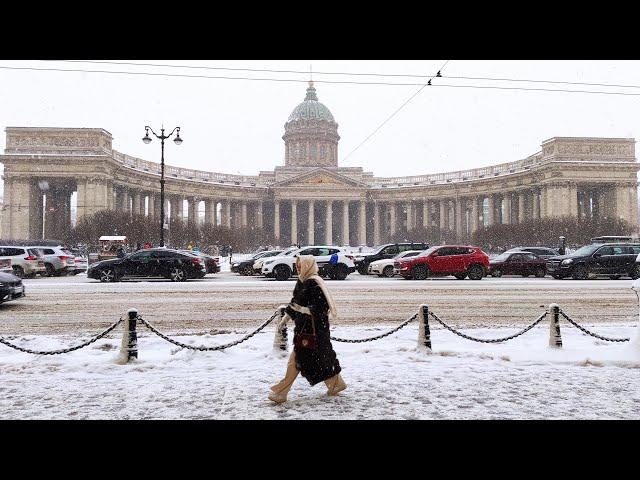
[1, 272, 638, 335]
[1, 323, 639, 419]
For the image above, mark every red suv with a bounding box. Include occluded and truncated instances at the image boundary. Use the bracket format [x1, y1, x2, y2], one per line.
[395, 245, 490, 280]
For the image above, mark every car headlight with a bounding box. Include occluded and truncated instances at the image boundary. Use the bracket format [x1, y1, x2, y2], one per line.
[561, 259, 573, 265]
[355, 257, 364, 262]
[264, 260, 275, 265]
[0, 283, 6, 287]
[232, 263, 239, 267]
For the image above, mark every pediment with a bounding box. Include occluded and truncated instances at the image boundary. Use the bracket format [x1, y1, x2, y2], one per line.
[271, 168, 368, 189]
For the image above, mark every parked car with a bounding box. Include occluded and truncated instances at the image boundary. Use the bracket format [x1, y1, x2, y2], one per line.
[395, 245, 490, 280]
[254, 246, 298, 274]
[261, 246, 356, 281]
[355, 242, 430, 275]
[233, 250, 283, 275]
[179, 250, 219, 274]
[547, 243, 640, 280]
[503, 246, 559, 259]
[69, 255, 89, 274]
[0, 258, 12, 274]
[34, 246, 77, 276]
[0, 271, 25, 304]
[87, 248, 207, 282]
[0, 246, 46, 278]
[368, 250, 424, 277]
[489, 252, 547, 277]
[591, 235, 639, 244]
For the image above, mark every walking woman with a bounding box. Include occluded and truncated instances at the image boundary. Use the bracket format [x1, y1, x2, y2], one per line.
[269, 255, 346, 404]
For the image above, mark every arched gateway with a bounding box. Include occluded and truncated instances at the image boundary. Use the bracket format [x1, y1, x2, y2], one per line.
[1, 81, 638, 242]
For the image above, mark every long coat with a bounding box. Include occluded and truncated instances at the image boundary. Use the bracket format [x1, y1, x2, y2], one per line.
[286, 278, 342, 386]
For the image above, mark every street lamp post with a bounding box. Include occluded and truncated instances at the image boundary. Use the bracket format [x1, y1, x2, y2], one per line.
[142, 125, 183, 247]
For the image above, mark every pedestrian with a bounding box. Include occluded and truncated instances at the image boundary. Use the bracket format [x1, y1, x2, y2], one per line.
[228, 245, 233, 263]
[116, 245, 126, 259]
[269, 255, 346, 404]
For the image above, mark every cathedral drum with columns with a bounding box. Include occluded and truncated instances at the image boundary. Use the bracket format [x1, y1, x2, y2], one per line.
[1, 81, 639, 243]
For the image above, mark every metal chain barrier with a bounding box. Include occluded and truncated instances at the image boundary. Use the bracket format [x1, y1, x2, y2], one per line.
[137, 310, 280, 351]
[330, 313, 417, 343]
[427, 310, 548, 344]
[0, 317, 125, 355]
[558, 310, 630, 343]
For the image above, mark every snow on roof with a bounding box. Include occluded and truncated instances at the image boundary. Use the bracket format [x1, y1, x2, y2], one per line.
[99, 236, 127, 241]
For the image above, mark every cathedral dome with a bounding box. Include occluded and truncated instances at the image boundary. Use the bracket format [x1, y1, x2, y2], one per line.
[286, 82, 335, 123]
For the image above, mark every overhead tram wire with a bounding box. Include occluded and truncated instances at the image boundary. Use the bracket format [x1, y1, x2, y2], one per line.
[2, 65, 640, 96]
[55, 60, 640, 91]
[340, 60, 450, 164]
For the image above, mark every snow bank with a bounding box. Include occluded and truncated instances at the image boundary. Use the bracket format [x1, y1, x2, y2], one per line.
[1, 322, 640, 419]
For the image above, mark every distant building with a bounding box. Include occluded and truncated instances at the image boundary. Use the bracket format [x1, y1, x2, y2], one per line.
[1, 82, 638, 241]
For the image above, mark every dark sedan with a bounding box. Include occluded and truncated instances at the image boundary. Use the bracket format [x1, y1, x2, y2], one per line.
[0, 271, 25, 303]
[232, 250, 283, 275]
[179, 250, 220, 274]
[490, 252, 547, 278]
[87, 248, 207, 282]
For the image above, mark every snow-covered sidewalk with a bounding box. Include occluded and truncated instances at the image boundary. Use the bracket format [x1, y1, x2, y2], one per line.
[2, 321, 640, 419]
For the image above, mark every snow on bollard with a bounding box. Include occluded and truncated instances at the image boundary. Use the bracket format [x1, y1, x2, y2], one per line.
[117, 309, 138, 363]
[548, 304, 562, 348]
[273, 306, 289, 354]
[417, 305, 432, 353]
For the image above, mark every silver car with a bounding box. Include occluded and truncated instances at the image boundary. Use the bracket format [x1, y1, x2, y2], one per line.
[34, 246, 77, 276]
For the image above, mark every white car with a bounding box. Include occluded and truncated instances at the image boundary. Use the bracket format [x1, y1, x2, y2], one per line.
[0, 246, 46, 278]
[34, 246, 77, 276]
[261, 245, 356, 281]
[368, 250, 424, 277]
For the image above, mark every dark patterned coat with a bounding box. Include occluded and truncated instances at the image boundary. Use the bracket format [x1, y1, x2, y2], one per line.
[285, 278, 342, 386]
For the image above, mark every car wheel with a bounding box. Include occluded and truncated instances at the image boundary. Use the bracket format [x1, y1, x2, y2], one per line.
[382, 265, 395, 278]
[45, 263, 56, 277]
[242, 266, 254, 276]
[169, 267, 187, 282]
[534, 267, 546, 278]
[334, 264, 348, 281]
[572, 265, 589, 280]
[274, 265, 291, 281]
[467, 265, 484, 280]
[491, 269, 502, 278]
[454, 273, 467, 280]
[99, 269, 118, 283]
[12, 266, 25, 278]
[412, 264, 428, 280]
[631, 265, 640, 280]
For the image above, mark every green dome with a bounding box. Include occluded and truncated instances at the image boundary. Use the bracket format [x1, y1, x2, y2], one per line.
[287, 82, 335, 123]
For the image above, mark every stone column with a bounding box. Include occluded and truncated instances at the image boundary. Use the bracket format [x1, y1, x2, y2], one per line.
[422, 200, 430, 228]
[188, 198, 198, 226]
[567, 183, 578, 218]
[503, 193, 511, 225]
[518, 192, 526, 223]
[170, 195, 179, 221]
[471, 197, 479, 234]
[290, 200, 297, 244]
[532, 191, 540, 219]
[241, 202, 248, 228]
[455, 198, 464, 237]
[373, 202, 381, 245]
[325, 201, 333, 245]
[389, 202, 396, 237]
[405, 202, 413, 231]
[342, 200, 349, 245]
[147, 193, 155, 218]
[132, 191, 141, 216]
[439, 200, 447, 231]
[359, 200, 367, 245]
[256, 200, 263, 229]
[225, 200, 232, 228]
[273, 200, 280, 241]
[486, 195, 494, 226]
[307, 200, 315, 245]
[205, 199, 215, 226]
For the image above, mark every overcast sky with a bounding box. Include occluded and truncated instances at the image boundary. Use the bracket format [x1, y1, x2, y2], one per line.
[1, 60, 640, 197]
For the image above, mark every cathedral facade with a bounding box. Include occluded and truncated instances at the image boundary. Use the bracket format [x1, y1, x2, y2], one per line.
[1, 82, 639, 244]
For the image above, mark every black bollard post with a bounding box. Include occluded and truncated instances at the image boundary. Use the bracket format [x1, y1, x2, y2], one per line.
[548, 304, 562, 348]
[127, 308, 138, 360]
[418, 304, 432, 353]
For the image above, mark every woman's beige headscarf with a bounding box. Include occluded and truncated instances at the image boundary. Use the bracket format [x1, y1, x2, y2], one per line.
[297, 255, 338, 318]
